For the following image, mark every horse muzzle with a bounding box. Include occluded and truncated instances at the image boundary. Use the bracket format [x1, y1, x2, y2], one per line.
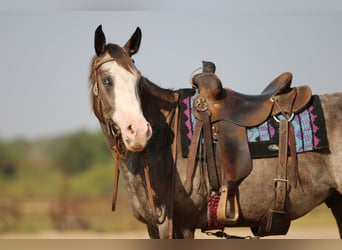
[122, 122, 152, 151]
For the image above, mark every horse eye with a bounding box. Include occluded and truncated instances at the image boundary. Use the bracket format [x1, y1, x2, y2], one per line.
[102, 77, 112, 86]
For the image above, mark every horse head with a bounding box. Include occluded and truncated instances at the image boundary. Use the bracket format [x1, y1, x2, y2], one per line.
[90, 25, 152, 152]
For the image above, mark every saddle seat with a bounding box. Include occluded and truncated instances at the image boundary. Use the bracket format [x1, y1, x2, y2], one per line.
[192, 69, 311, 127]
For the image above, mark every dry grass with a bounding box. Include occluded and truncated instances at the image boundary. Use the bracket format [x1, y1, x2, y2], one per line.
[0, 194, 336, 236]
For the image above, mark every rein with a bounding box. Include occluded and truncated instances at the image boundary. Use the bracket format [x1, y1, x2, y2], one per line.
[92, 57, 127, 212]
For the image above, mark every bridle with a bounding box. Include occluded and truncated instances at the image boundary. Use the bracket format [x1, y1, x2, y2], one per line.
[91, 55, 129, 217]
[92, 56, 127, 158]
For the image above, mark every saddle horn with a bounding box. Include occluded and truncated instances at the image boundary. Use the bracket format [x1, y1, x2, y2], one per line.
[202, 61, 216, 73]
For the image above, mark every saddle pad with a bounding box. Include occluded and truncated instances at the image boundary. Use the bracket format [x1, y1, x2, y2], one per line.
[180, 93, 329, 159]
[247, 95, 329, 158]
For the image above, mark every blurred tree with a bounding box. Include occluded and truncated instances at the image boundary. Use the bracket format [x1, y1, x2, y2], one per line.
[0, 163, 16, 178]
[0, 139, 28, 178]
[47, 130, 111, 225]
[51, 130, 110, 175]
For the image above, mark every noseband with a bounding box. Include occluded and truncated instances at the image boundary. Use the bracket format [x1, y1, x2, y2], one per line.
[92, 56, 127, 158]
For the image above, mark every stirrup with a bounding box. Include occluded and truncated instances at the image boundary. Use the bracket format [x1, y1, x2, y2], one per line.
[217, 185, 239, 224]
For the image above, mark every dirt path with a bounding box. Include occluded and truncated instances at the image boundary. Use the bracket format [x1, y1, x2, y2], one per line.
[0, 226, 339, 239]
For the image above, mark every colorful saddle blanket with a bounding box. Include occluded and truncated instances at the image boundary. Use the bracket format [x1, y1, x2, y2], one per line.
[179, 89, 329, 159]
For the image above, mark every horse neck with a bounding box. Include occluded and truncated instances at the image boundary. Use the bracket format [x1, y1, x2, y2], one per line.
[140, 77, 178, 114]
[140, 77, 178, 104]
[140, 77, 179, 146]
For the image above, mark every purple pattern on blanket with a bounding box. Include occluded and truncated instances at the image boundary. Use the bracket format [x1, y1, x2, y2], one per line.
[182, 96, 193, 142]
[246, 103, 324, 153]
[309, 105, 320, 147]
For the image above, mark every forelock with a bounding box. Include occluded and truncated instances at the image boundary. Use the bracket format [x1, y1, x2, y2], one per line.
[106, 44, 135, 73]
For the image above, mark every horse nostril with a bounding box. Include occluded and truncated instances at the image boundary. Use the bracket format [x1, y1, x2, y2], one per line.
[127, 125, 135, 134]
[146, 123, 152, 138]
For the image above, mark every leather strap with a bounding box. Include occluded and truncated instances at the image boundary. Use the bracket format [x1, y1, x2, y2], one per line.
[288, 124, 299, 188]
[185, 96, 221, 193]
[185, 119, 203, 193]
[167, 95, 180, 239]
[273, 119, 289, 213]
[143, 153, 158, 223]
[274, 97, 299, 188]
[201, 111, 220, 192]
[111, 150, 120, 211]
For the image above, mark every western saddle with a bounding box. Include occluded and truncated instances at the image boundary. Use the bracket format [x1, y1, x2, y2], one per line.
[185, 61, 312, 236]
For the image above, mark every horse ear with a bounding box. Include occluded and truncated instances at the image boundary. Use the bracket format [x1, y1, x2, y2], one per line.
[123, 27, 142, 57]
[94, 25, 106, 56]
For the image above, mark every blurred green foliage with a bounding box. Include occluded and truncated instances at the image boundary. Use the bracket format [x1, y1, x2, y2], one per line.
[51, 130, 111, 175]
[0, 130, 115, 197]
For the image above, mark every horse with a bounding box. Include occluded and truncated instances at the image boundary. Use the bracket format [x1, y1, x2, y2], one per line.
[88, 25, 342, 239]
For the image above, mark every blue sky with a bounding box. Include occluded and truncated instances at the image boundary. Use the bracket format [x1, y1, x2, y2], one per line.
[0, 1, 342, 140]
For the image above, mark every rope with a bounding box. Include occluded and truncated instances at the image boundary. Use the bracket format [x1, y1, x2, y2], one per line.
[203, 230, 259, 239]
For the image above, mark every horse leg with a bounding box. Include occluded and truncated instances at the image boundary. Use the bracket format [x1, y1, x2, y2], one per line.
[330, 199, 342, 239]
[331, 201, 342, 239]
[181, 228, 195, 239]
[147, 224, 160, 239]
[155, 221, 195, 239]
[325, 189, 342, 239]
[169, 226, 195, 239]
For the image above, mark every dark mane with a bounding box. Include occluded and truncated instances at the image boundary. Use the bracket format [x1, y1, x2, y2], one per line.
[140, 77, 178, 104]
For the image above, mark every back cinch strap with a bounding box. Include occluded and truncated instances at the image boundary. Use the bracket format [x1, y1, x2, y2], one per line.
[200, 111, 220, 192]
[273, 119, 289, 213]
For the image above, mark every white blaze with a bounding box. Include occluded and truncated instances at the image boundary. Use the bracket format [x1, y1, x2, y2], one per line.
[101, 60, 152, 151]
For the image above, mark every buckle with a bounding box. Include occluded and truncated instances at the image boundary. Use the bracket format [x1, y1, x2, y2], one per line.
[273, 113, 295, 123]
[274, 178, 288, 189]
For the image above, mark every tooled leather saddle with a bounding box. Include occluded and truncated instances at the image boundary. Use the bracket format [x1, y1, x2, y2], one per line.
[185, 61, 312, 235]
